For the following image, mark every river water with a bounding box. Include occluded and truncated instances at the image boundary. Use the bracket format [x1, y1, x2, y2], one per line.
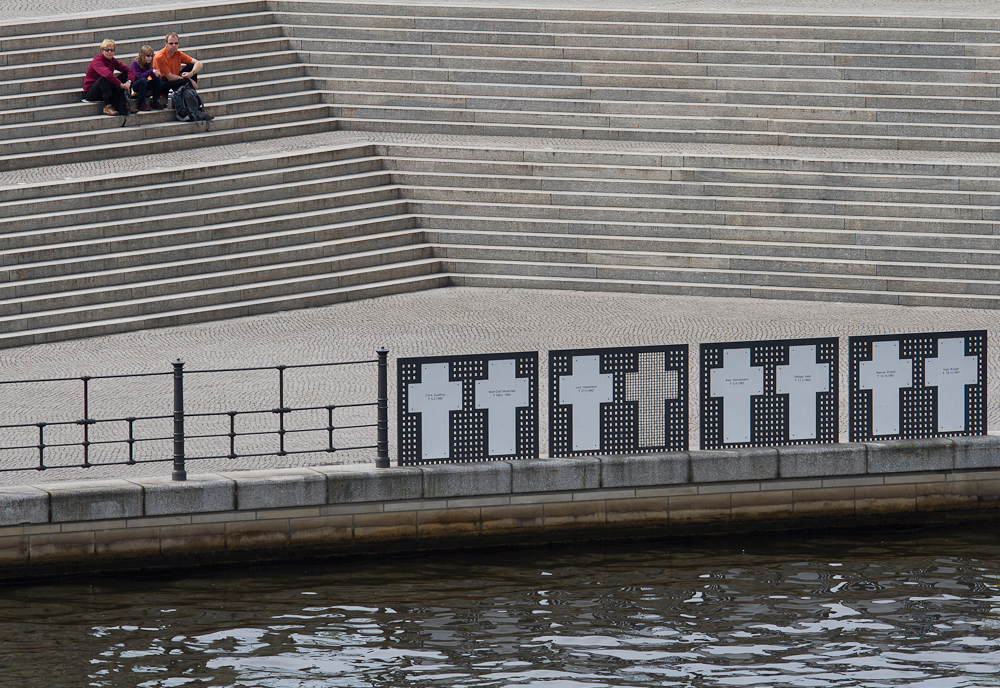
[3, 525, 1000, 687]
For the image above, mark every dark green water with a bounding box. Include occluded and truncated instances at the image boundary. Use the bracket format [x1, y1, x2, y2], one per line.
[3, 526, 1000, 687]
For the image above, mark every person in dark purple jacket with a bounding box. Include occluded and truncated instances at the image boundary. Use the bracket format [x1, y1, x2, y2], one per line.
[130, 45, 164, 112]
[82, 38, 134, 116]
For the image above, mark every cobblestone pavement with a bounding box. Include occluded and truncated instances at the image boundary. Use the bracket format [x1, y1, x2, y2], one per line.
[1, 287, 997, 486]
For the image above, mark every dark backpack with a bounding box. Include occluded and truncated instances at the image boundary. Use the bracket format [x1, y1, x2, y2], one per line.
[174, 84, 212, 128]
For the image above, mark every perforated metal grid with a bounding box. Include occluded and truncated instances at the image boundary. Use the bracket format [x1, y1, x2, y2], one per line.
[700, 338, 838, 450]
[397, 352, 538, 465]
[549, 345, 688, 458]
[849, 330, 986, 442]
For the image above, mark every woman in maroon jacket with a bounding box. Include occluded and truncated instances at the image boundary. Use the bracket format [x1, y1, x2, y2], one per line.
[82, 39, 134, 116]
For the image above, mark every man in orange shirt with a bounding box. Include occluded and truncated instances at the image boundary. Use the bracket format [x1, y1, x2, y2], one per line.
[152, 32, 204, 101]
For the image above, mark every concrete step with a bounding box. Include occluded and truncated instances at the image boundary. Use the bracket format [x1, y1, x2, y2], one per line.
[409, 198, 998, 235]
[273, 5, 1000, 36]
[5, 215, 419, 292]
[452, 272, 1000, 310]
[387, 169, 1000, 207]
[320, 76, 1000, 113]
[443, 257, 1000, 303]
[3, 183, 403, 246]
[401, 182, 999, 221]
[338, 115, 1000, 153]
[0, 251, 441, 333]
[383, 153, 1000, 192]
[329, 89, 1000, 127]
[0, 110, 338, 171]
[0, 142, 376, 201]
[418, 226, 1000, 268]
[0, 271, 451, 349]
[282, 29, 998, 60]
[417, 213, 1000, 253]
[0, 156, 386, 220]
[429, 245, 1000, 293]
[309, 62, 1000, 97]
[293, 43, 1000, 81]
[376, 143, 1000, 178]
[0, 239, 433, 320]
[0, 8, 275, 49]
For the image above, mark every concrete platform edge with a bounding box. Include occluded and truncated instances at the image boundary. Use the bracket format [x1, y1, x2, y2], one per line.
[0, 436, 998, 580]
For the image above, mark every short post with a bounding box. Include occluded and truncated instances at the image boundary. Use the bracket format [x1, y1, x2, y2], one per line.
[172, 359, 187, 481]
[376, 347, 390, 468]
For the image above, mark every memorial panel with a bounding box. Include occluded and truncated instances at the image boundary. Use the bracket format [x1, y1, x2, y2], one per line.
[700, 338, 838, 449]
[849, 330, 986, 442]
[549, 345, 688, 457]
[398, 352, 538, 465]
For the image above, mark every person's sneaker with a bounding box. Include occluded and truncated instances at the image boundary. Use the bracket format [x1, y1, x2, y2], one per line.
[150, 100, 165, 110]
[103, 104, 117, 116]
[138, 101, 152, 112]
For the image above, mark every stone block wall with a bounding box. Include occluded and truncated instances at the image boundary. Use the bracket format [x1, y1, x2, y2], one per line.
[1, 436, 998, 579]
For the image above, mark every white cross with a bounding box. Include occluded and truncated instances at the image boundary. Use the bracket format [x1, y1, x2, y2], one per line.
[775, 345, 830, 441]
[559, 355, 614, 451]
[408, 362, 463, 460]
[625, 351, 678, 448]
[858, 340, 913, 437]
[475, 359, 529, 456]
[924, 337, 978, 432]
[710, 348, 764, 444]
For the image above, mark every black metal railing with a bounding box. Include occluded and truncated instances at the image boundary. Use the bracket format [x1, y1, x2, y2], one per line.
[0, 349, 390, 480]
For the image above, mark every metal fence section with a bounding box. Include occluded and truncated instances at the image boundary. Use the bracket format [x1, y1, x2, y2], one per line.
[0, 349, 389, 480]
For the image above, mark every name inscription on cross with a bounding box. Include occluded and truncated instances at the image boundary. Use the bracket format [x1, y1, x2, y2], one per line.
[559, 355, 614, 451]
[475, 358, 530, 455]
[858, 340, 913, 437]
[775, 345, 829, 440]
[407, 362, 463, 460]
[710, 348, 764, 444]
[924, 337, 978, 432]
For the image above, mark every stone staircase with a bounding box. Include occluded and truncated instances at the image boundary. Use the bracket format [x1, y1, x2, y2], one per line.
[1, 0, 999, 346]
[0, 144, 442, 348]
[383, 142, 1000, 308]
[296, 5, 1000, 152]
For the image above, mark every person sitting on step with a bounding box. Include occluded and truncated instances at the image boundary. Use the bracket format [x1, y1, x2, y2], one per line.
[152, 32, 204, 104]
[82, 39, 134, 116]
[130, 45, 164, 112]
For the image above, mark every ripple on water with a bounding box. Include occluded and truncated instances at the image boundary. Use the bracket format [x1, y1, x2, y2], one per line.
[3, 527, 1000, 686]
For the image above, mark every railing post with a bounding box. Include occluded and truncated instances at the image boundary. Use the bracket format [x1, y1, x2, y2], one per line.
[172, 359, 186, 481]
[376, 347, 390, 468]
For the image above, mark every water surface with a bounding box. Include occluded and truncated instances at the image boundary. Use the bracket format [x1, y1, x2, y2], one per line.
[3, 526, 1000, 687]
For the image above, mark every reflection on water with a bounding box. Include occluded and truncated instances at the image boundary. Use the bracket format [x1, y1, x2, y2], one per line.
[3, 526, 1000, 686]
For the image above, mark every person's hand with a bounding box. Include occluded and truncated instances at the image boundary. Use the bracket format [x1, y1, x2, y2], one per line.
[123, 80, 131, 89]
[153, 69, 161, 77]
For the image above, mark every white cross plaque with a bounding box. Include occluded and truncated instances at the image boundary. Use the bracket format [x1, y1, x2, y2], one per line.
[408, 362, 463, 460]
[924, 337, 978, 432]
[858, 341, 912, 437]
[559, 355, 614, 451]
[475, 359, 529, 456]
[710, 348, 764, 444]
[775, 345, 830, 440]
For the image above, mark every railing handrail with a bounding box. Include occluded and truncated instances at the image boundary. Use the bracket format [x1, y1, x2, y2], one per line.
[0, 351, 391, 480]
[0, 359, 379, 387]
